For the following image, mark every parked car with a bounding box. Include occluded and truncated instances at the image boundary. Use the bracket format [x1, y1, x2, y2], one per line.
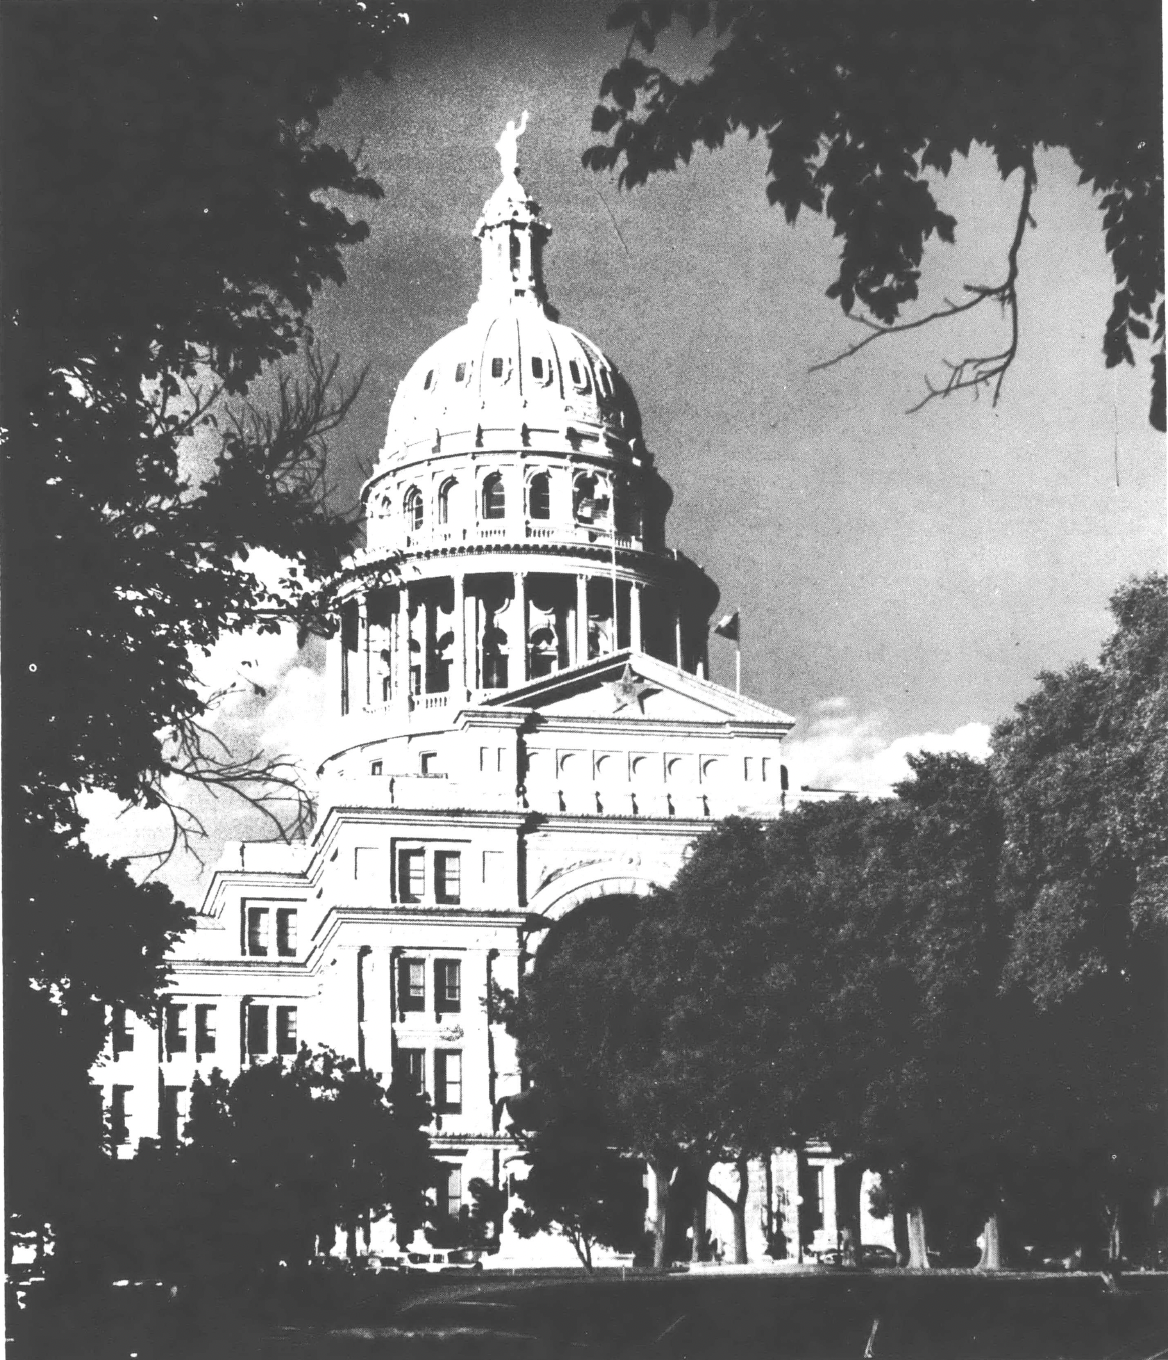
[860, 1244, 898, 1268]
[405, 1249, 484, 1274]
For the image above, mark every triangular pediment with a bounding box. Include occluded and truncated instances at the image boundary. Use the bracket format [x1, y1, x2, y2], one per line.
[475, 651, 795, 729]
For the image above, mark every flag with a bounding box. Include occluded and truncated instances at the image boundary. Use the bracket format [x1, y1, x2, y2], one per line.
[714, 611, 739, 642]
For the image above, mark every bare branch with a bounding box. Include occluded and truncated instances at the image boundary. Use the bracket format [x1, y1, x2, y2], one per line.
[810, 161, 1038, 414]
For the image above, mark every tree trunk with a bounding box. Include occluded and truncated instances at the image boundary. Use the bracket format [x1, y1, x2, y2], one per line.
[568, 1228, 594, 1272]
[346, 1221, 357, 1260]
[1107, 1199, 1123, 1265]
[836, 1162, 864, 1267]
[977, 1204, 1003, 1271]
[906, 1204, 931, 1270]
[731, 1156, 749, 1265]
[691, 1179, 708, 1263]
[651, 1160, 670, 1269]
[893, 1206, 910, 1267]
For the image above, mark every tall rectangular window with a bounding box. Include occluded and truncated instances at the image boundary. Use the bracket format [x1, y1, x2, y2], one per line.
[435, 852, 461, 904]
[276, 908, 298, 957]
[112, 1005, 134, 1055]
[246, 1003, 269, 1057]
[276, 1006, 298, 1055]
[195, 1004, 217, 1057]
[246, 905, 270, 957]
[110, 1085, 131, 1146]
[399, 958, 425, 1012]
[397, 1048, 426, 1094]
[435, 959, 461, 1013]
[161, 1086, 184, 1150]
[442, 1163, 462, 1220]
[165, 1003, 188, 1056]
[399, 849, 425, 902]
[435, 1049, 462, 1113]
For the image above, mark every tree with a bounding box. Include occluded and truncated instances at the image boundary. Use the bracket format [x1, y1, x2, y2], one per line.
[754, 762, 1009, 1270]
[643, 817, 812, 1264]
[63, 1049, 440, 1286]
[505, 829, 810, 1269]
[990, 574, 1168, 1264]
[509, 1091, 646, 1270]
[584, 1, 1165, 429]
[2, 0, 406, 1252]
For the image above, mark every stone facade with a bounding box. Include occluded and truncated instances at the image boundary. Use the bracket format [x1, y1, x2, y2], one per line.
[94, 139, 893, 1265]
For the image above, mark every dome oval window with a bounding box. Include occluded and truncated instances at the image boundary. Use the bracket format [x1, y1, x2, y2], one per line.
[491, 357, 504, 379]
[568, 358, 591, 393]
[528, 472, 550, 520]
[531, 356, 543, 380]
[455, 362, 466, 383]
[404, 486, 424, 531]
[598, 369, 612, 398]
[481, 473, 505, 520]
[423, 369, 434, 391]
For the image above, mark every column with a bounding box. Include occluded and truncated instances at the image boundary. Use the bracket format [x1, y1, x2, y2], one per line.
[396, 588, 411, 710]
[513, 570, 527, 684]
[575, 573, 588, 665]
[630, 582, 643, 654]
[453, 570, 466, 698]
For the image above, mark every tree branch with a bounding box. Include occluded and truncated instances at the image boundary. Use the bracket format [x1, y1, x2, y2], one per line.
[810, 161, 1038, 414]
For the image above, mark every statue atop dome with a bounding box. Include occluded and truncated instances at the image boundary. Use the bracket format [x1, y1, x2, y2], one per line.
[495, 110, 528, 180]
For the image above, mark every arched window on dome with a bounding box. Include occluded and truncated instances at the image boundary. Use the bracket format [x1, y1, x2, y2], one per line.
[528, 472, 550, 520]
[481, 473, 505, 520]
[423, 369, 434, 391]
[438, 477, 458, 525]
[404, 486, 423, 532]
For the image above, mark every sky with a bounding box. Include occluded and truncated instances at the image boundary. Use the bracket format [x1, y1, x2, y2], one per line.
[82, 0, 1165, 902]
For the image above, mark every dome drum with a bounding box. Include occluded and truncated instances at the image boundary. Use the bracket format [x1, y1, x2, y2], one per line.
[362, 448, 669, 558]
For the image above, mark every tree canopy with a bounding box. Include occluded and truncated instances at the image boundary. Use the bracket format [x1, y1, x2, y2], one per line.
[507, 576, 1167, 1268]
[2, 0, 405, 1248]
[55, 1048, 439, 1287]
[584, 1, 1164, 428]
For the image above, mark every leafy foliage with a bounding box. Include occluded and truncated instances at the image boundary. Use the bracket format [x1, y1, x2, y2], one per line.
[509, 577, 1167, 1265]
[2, 0, 405, 1244]
[509, 1090, 646, 1269]
[990, 575, 1168, 1248]
[585, 1, 1164, 427]
[56, 1049, 439, 1285]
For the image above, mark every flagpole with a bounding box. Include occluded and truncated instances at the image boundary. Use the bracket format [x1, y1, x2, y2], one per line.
[610, 520, 618, 654]
[735, 636, 741, 695]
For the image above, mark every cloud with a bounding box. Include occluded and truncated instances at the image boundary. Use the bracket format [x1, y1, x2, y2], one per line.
[784, 699, 991, 798]
[79, 552, 327, 910]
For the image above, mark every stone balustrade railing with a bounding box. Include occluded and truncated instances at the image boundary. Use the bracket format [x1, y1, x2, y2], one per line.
[318, 773, 786, 823]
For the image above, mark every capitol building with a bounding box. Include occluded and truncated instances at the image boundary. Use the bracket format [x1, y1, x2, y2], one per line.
[96, 124, 889, 1265]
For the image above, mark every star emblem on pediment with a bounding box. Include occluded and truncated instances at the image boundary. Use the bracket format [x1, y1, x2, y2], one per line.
[607, 663, 653, 715]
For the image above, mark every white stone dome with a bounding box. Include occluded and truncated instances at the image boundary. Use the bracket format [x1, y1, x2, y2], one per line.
[375, 156, 642, 470]
[379, 309, 642, 462]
